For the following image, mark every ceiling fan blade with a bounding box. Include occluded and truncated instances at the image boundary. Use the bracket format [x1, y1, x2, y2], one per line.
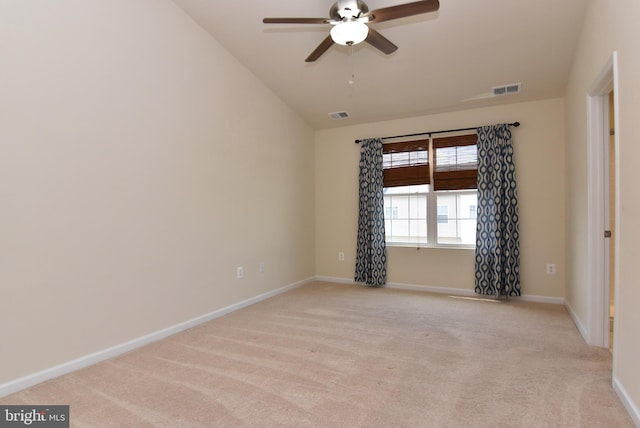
[305, 35, 335, 62]
[365, 28, 398, 55]
[366, 0, 440, 24]
[263, 17, 331, 24]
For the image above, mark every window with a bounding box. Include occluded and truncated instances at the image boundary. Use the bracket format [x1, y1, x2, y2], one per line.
[382, 134, 478, 247]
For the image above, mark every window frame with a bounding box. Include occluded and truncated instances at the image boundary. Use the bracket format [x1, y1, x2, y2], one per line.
[382, 134, 478, 249]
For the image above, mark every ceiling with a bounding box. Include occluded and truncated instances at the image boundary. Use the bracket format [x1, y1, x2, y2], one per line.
[172, 0, 589, 129]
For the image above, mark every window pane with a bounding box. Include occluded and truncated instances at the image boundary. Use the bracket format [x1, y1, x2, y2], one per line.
[469, 204, 477, 219]
[418, 194, 427, 218]
[408, 194, 420, 218]
[435, 146, 478, 171]
[436, 191, 477, 245]
[395, 196, 409, 218]
[383, 185, 429, 244]
[457, 219, 477, 245]
[383, 149, 428, 169]
[383, 151, 428, 168]
[411, 151, 428, 164]
[437, 205, 449, 224]
[417, 219, 428, 237]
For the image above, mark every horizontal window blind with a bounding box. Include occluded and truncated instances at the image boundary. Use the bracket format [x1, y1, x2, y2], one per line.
[433, 134, 478, 190]
[382, 139, 430, 187]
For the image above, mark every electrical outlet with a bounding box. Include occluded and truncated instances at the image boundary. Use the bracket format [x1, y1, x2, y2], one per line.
[259, 262, 265, 273]
[546, 264, 556, 275]
[338, 252, 345, 262]
[236, 266, 244, 279]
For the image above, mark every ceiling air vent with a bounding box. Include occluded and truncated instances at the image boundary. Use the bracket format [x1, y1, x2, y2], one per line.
[492, 83, 521, 97]
[329, 111, 350, 120]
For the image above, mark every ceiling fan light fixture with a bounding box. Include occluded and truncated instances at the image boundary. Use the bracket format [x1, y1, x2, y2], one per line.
[330, 20, 369, 46]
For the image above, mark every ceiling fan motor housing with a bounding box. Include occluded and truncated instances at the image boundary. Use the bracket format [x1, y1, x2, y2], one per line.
[330, 1, 369, 20]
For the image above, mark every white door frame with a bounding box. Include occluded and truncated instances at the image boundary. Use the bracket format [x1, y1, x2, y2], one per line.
[586, 51, 619, 348]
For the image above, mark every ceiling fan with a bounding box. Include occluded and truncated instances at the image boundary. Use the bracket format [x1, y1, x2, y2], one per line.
[263, 0, 440, 62]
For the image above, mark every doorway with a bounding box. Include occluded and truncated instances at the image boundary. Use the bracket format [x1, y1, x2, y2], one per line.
[606, 90, 616, 351]
[586, 52, 619, 350]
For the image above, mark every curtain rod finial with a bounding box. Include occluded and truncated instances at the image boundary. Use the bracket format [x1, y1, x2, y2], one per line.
[512, 121, 520, 127]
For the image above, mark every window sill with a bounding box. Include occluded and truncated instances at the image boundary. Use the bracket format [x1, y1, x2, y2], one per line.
[386, 242, 475, 250]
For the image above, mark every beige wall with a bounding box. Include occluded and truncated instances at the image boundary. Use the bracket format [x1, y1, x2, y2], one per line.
[565, 0, 640, 421]
[315, 99, 566, 300]
[0, 1, 315, 384]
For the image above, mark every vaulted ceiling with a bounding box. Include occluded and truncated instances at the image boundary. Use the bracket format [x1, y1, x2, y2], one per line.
[172, 0, 589, 129]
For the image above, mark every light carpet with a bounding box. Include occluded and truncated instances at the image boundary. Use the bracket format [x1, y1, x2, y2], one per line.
[1, 281, 634, 427]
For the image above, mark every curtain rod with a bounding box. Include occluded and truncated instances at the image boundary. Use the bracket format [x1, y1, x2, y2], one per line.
[354, 121, 520, 144]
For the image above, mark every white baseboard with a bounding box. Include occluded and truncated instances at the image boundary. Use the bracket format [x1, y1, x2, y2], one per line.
[316, 276, 564, 304]
[518, 294, 565, 305]
[0, 277, 313, 398]
[315, 276, 356, 285]
[613, 377, 640, 427]
[316, 276, 478, 297]
[564, 300, 590, 344]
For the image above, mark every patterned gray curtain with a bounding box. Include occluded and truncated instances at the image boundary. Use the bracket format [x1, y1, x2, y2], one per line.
[475, 124, 521, 297]
[355, 138, 387, 287]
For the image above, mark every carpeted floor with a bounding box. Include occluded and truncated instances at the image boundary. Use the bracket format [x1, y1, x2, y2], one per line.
[1, 281, 634, 427]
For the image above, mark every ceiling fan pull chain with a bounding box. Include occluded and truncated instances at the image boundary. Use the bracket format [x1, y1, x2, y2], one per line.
[348, 44, 356, 86]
